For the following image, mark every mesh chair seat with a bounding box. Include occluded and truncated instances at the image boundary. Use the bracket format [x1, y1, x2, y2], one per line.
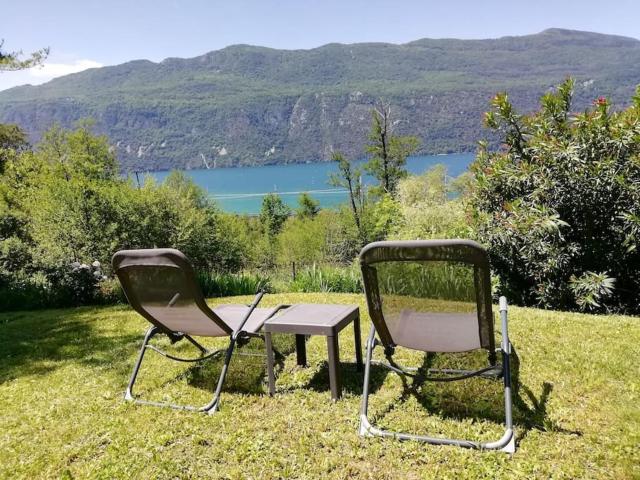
[387, 310, 481, 352]
[140, 304, 280, 337]
[214, 305, 284, 334]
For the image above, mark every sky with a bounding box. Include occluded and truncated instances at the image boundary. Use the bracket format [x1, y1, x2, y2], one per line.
[1, 0, 639, 91]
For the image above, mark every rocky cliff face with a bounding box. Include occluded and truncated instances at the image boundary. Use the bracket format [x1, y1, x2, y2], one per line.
[1, 29, 639, 172]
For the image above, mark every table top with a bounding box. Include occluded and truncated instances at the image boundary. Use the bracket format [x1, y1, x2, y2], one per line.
[264, 303, 359, 335]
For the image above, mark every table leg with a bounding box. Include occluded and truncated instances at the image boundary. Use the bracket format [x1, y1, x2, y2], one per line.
[327, 334, 341, 400]
[295, 334, 307, 367]
[354, 313, 363, 372]
[265, 331, 276, 396]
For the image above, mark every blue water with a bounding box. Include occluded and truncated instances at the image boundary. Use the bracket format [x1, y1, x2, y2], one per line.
[148, 153, 474, 214]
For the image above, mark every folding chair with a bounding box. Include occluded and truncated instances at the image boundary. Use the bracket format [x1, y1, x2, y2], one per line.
[112, 248, 288, 414]
[358, 240, 515, 452]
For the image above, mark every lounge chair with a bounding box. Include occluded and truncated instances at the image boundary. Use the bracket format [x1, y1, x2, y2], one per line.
[358, 240, 515, 452]
[112, 248, 288, 414]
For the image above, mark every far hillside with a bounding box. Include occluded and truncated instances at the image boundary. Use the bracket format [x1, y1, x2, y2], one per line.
[1, 28, 639, 171]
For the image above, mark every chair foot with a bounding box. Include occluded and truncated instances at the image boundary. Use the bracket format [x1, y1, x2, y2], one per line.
[359, 414, 373, 437]
[203, 400, 220, 415]
[500, 430, 516, 454]
[124, 389, 134, 402]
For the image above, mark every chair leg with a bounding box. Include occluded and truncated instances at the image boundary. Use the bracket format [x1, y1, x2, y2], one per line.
[184, 334, 208, 354]
[358, 313, 516, 453]
[124, 325, 158, 401]
[124, 327, 239, 414]
[358, 325, 377, 436]
[265, 331, 276, 396]
[201, 337, 237, 414]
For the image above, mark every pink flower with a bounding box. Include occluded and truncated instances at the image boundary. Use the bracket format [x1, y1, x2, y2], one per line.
[594, 96, 607, 106]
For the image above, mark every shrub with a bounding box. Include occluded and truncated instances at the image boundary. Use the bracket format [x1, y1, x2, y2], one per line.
[392, 165, 471, 240]
[46, 260, 106, 307]
[197, 271, 271, 297]
[471, 79, 640, 312]
[276, 211, 345, 268]
[0, 261, 110, 311]
[289, 264, 363, 293]
[0, 272, 50, 311]
[0, 123, 249, 310]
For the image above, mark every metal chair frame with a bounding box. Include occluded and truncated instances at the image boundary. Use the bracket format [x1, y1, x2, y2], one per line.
[358, 296, 515, 453]
[124, 290, 288, 414]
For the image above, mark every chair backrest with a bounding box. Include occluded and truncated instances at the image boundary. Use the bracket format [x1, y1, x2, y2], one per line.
[112, 248, 231, 337]
[359, 240, 495, 354]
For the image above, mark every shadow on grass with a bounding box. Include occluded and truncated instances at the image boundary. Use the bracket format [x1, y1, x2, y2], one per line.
[0, 307, 139, 384]
[184, 333, 298, 395]
[267, 332, 383, 397]
[365, 345, 582, 442]
[305, 361, 386, 397]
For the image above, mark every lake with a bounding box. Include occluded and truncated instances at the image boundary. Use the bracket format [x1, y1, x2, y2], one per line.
[148, 153, 475, 214]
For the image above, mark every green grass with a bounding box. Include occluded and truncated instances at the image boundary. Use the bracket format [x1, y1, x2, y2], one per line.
[289, 264, 363, 293]
[1, 293, 638, 479]
[197, 271, 271, 297]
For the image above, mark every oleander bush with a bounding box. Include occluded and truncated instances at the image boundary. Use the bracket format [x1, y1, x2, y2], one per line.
[471, 79, 640, 312]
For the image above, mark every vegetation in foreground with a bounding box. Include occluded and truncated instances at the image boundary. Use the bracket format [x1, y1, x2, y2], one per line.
[473, 79, 640, 313]
[4, 79, 639, 315]
[1, 293, 638, 479]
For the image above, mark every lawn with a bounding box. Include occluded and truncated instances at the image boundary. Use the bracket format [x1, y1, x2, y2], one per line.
[1, 292, 639, 479]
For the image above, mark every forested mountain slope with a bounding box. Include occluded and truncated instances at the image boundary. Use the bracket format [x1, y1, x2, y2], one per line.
[1, 28, 638, 171]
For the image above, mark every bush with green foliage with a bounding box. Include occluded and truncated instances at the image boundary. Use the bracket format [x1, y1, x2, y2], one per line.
[392, 165, 471, 240]
[296, 192, 319, 218]
[255, 193, 291, 269]
[289, 263, 363, 293]
[197, 271, 271, 297]
[259, 193, 290, 237]
[46, 261, 107, 307]
[276, 213, 331, 268]
[471, 79, 640, 312]
[0, 122, 247, 310]
[0, 123, 29, 173]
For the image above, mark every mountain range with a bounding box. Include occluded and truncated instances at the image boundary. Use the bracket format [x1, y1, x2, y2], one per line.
[0, 28, 639, 172]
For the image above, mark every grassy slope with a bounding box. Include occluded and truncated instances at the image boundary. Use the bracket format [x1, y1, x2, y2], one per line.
[1, 292, 638, 479]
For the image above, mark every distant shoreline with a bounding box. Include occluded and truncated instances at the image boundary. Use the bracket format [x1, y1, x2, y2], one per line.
[129, 151, 473, 176]
[143, 153, 475, 214]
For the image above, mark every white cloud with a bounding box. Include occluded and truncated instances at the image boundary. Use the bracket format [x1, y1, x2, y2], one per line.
[0, 58, 103, 92]
[29, 59, 103, 78]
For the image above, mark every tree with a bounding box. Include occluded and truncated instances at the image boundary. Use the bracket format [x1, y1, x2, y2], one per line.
[37, 121, 118, 181]
[296, 192, 320, 218]
[277, 213, 330, 267]
[329, 151, 365, 242]
[0, 124, 29, 174]
[471, 79, 640, 313]
[393, 165, 470, 240]
[365, 104, 420, 196]
[0, 40, 49, 71]
[256, 193, 291, 269]
[260, 193, 290, 237]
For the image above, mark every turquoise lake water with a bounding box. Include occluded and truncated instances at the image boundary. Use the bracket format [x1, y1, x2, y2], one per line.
[148, 153, 474, 214]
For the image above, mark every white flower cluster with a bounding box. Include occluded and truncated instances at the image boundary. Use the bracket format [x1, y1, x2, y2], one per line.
[70, 260, 107, 281]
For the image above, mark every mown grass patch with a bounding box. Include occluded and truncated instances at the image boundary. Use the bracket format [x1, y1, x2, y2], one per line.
[1, 293, 638, 479]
